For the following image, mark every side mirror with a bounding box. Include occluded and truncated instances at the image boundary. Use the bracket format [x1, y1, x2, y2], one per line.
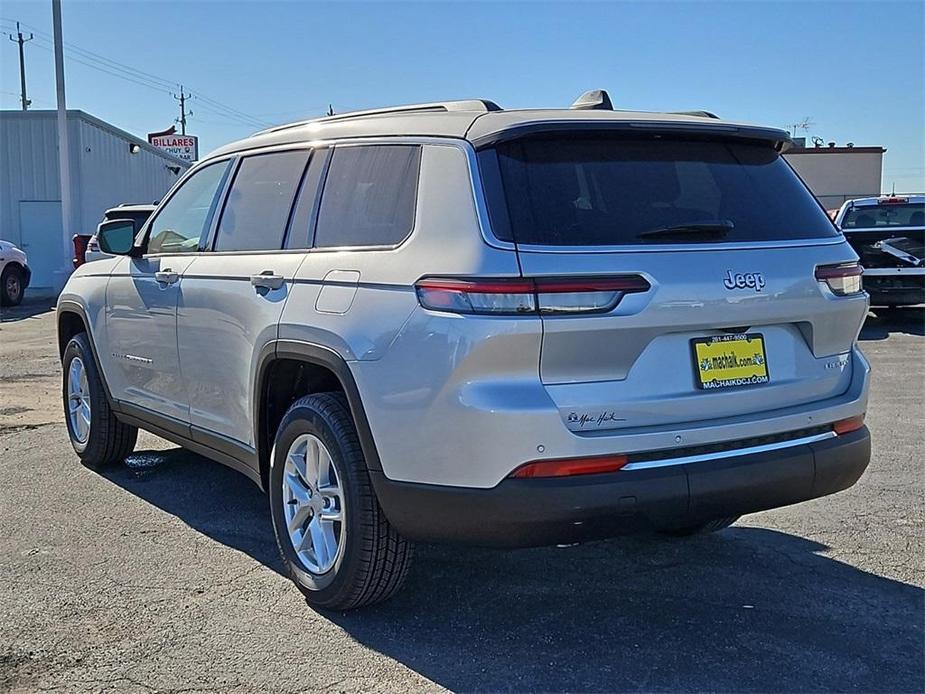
[96, 219, 138, 255]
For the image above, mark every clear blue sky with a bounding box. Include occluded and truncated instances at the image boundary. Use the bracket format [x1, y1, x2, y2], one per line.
[2, 1, 923, 191]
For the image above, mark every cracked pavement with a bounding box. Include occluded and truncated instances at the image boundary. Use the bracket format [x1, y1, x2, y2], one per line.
[1, 303, 923, 693]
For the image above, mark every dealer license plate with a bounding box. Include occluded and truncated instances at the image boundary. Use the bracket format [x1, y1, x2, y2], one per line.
[691, 333, 769, 390]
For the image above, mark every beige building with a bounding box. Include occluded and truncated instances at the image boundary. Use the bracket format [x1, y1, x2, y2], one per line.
[784, 145, 885, 210]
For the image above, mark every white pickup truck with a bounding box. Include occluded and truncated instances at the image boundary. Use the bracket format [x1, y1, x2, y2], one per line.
[835, 195, 924, 307]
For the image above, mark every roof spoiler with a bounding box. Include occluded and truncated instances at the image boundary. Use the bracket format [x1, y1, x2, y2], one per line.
[470, 121, 794, 152]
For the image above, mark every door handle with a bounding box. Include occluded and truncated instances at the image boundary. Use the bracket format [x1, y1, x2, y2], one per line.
[154, 269, 179, 285]
[250, 270, 285, 290]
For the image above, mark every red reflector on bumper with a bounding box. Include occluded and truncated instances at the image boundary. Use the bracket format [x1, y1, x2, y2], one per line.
[834, 414, 865, 435]
[509, 455, 628, 479]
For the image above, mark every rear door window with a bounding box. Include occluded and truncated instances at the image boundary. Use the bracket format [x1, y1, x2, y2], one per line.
[214, 150, 310, 252]
[314, 145, 421, 248]
[482, 137, 838, 246]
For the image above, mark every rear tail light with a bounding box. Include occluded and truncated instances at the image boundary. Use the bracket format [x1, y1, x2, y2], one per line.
[815, 263, 863, 296]
[833, 414, 865, 435]
[509, 454, 628, 479]
[415, 276, 650, 315]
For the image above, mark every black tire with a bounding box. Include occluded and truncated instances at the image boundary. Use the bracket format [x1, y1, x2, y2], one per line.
[269, 392, 413, 611]
[661, 516, 740, 537]
[1, 264, 25, 306]
[62, 332, 137, 469]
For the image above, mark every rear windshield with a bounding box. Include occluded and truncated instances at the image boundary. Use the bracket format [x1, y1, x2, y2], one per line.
[481, 137, 838, 246]
[840, 203, 925, 229]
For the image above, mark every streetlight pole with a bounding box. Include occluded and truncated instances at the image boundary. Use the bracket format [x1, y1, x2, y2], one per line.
[52, 0, 74, 286]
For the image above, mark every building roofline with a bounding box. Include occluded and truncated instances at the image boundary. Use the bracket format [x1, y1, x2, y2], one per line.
[0, 109, 192, 167]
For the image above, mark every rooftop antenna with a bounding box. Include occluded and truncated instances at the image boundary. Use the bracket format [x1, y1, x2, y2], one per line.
[571, 89, 613, 111]
[326, 104, 335, 117]
[891, 181, 896, 196]
[789, 116, 815, 138]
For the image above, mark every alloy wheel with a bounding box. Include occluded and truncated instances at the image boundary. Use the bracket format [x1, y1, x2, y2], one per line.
[281, 433, 345, 574]
[67, 356, 91, 444]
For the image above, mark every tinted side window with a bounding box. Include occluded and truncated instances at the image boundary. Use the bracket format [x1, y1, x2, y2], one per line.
[147, 162, 230, 255]
[214, 150, 310, 252]
[315, 145, 421, 248]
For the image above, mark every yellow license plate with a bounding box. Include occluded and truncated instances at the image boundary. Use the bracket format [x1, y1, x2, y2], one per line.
[691, 333, 769, 390]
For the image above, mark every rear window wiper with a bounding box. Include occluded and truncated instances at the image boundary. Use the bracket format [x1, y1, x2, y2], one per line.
[637, 219, 735, 240]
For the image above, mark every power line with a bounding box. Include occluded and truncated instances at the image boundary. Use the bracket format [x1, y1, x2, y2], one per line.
[1, 18, 175, 90]
[0, 16, 270, 129]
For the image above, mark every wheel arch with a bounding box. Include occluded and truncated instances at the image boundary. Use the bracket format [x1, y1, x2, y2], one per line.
[2, 260, 29, 282]
[254, 340, 383, 491]
[57, 301, 118, 408]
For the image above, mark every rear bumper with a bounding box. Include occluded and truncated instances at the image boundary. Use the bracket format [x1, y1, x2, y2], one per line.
[371, 427, 871, 547]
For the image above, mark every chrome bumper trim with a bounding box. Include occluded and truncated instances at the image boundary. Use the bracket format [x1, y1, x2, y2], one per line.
[622, 431, 837, 471]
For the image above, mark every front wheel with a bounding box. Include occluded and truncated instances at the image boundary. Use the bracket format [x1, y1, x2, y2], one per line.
[62, 332, 137, 469]
[269, 393, 413, 611]
[1, 265, 25, 306]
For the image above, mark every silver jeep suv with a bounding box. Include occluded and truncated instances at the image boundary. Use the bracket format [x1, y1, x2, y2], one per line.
[57, 91, 872, 610]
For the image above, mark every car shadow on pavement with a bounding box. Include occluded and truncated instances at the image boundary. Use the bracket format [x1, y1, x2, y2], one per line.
[105, 447, 285, 573]
[0, 299, 56, 323]
[103, 447, 924, 693]
[860, 307, 924, 340]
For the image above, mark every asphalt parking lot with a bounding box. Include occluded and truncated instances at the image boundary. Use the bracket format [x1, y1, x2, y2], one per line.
[1, 302, 923, 693]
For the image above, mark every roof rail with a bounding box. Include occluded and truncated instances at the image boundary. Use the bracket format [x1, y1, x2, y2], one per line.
[670, 110, 720, 119]
[255, 99, 502, 136]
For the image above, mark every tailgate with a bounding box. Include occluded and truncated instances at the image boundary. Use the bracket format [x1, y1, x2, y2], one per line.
[518, 244, 867, 432]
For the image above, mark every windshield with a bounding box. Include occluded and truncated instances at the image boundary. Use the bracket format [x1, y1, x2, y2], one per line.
[840, 203, 925, 230]
[480, 136, 838, 246]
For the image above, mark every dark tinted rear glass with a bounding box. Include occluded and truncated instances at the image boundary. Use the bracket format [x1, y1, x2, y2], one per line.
[483, 137, 838, 245]
[315, 145, 421, 248]
[841, 202, 924, 229]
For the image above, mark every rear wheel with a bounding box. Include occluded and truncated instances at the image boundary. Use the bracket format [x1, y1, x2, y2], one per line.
[269, 393, 413, 611]
[62, 332, 137, 469]
[661, 516, 740, 537]
[1, 264, 25, 306]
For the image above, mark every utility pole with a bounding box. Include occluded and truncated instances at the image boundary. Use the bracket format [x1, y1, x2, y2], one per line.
[173, 86, 191, 134]
[6, 21, 34, 110]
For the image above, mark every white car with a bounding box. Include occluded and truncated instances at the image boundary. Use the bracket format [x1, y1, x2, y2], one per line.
[0, 240, 31, 306]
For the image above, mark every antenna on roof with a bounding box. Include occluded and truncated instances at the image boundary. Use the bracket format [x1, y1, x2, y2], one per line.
[570, 89, 613, 111]
[788, 116, 814, 138]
